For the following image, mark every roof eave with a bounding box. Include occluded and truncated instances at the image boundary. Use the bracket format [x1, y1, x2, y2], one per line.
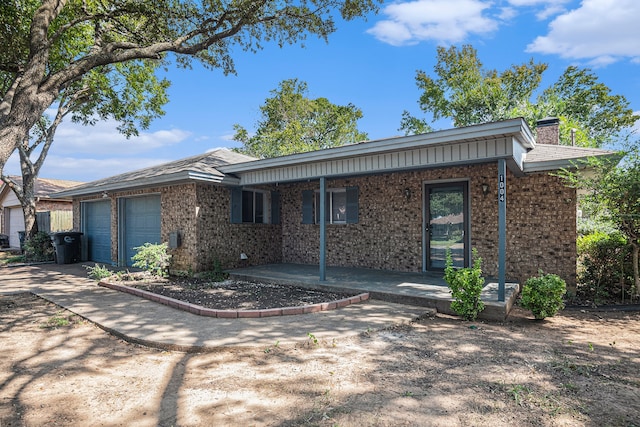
[523, 152, 621, 173]
[54, 170, 239, 198]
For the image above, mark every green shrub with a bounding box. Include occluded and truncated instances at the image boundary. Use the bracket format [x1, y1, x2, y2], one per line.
[444, 248, 485, 321]
[85, 264, 113, 281]
[520, 272, 566, 319]
[131, 242, 171, 277]
[200, 259, 229, 282]
[577, 231, 632, 304]
[23, 231, 55, 262]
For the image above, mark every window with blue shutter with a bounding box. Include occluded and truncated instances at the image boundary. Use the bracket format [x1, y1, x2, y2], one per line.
[303, 186, 359, 224]
[230, 188, 271, 224]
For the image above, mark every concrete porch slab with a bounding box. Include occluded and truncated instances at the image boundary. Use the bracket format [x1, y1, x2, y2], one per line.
[228, 263, 520, 321]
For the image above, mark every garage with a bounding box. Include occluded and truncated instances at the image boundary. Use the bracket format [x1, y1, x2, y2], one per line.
[7, 207, 24, 248]
[121, 195, 161, 266]
[82, 200, 112, 264]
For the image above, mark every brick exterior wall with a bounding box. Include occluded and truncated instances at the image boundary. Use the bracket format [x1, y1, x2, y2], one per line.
[72, 163, 576, 285]
[193, 183, 282, 271]
[73, 182, 282, 273]
[278, 163, 577, 286]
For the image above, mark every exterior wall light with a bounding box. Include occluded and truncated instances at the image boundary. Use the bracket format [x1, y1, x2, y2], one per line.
[404, 188, 411, 200]
[481, 183, 490, 196]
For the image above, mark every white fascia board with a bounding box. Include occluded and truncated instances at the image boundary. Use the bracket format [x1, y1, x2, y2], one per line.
[54, 171, 237, 198]
[220, 118, 535, 174]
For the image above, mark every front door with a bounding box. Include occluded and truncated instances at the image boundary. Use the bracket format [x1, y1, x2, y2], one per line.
[424, 182, 469, 270]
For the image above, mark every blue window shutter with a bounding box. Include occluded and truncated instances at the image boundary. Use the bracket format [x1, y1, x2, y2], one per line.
[230, 187, 242, 223]
[271, 191, 281, 224]
[302, 190, 314, 224]
[346, 186, 359, 224]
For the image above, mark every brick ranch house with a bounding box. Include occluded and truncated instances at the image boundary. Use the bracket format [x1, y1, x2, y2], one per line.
[56, 118, 616, 289]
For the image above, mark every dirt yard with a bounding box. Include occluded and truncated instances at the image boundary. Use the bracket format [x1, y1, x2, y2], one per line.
[1, 293, 639, 426]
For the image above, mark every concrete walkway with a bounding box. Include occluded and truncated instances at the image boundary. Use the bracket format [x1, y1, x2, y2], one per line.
[0, 263, 432, 352]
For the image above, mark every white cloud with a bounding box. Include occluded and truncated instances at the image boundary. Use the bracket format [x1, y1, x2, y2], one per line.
[3, 117, 194, 182]
[527, 0, 640, 64]
[367, 0, 498, 46]
[53, 118, 191, 156]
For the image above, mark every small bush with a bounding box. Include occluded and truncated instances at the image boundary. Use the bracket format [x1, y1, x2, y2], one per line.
[85, 264, 113, 281]
[23, 231, 55, 262]
[520, 272, 566, 319]
[200, 259, 229, 282]
[131, 242, 171, 277]
[444, 248, 485, 321]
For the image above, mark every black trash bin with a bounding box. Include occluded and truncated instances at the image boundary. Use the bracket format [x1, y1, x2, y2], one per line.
[18, 231, 25, 252]
[52, 232, 83, 264]
[0, 234, 9, 248]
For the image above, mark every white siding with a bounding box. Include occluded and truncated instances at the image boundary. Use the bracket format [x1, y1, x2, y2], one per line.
[238, 137, 515, 185]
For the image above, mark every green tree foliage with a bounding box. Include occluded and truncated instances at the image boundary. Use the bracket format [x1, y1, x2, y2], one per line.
[402, 45, 638, 147]
[577, 231, 632, 304]
[233, 79, 368, 158]
[561, 146, 640, 298]
[0, 0, 380, 175]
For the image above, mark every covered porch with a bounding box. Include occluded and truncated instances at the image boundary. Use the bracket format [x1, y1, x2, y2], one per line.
[229, 263, 520, 321]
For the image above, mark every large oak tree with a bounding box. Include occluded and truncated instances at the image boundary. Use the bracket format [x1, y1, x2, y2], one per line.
[0, 0, 379, 175]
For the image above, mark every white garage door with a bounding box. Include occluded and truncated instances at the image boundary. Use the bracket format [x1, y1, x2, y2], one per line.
[7, 207, 25, 248]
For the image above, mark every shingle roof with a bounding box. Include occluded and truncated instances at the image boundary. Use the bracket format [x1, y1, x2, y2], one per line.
[1, 176, 84, 199]
[54, 148, 256, 197]
[523, 144, 619, 172]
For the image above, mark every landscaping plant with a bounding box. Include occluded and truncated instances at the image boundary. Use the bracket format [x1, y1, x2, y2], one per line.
[23, 231, 55, 262]
[85, 264, 114, 281]
[577, 231, 632, 304]
[444, 248, 485, 321]
[520, 272, 566, 319]
[131, 243, 171, 277]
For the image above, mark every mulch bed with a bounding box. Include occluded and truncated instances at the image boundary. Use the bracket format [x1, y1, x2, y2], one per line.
[120, 276, 357, 310]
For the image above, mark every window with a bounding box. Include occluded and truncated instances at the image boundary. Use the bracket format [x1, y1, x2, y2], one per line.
[241, 190, 266, 223]
[315, 189, 347, 224]
[231, 188, 279, 224]
[302, 186, 358, 224]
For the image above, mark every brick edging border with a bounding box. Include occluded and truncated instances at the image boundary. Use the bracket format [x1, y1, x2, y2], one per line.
[98, 281, 370, 318]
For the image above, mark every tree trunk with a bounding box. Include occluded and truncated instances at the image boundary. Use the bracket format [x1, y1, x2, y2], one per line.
[22, 198, 39, 239]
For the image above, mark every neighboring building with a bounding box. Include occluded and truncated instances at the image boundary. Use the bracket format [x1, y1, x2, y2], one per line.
[0, 177, 83, 248]
[55, 118, 617, 287]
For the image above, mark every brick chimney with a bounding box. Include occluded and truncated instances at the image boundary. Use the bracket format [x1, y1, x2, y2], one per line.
[536, 117, 560, 145]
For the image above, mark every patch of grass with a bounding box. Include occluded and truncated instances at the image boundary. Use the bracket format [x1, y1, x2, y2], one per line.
[40, 311, 73, 329]
[0, 254, 25, 265]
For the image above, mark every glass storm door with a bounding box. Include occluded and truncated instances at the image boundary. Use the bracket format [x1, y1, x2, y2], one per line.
[425, 183, 469, 270]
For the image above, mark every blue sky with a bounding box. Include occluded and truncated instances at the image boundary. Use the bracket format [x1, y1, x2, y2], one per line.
[6, 0, 640, 182]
